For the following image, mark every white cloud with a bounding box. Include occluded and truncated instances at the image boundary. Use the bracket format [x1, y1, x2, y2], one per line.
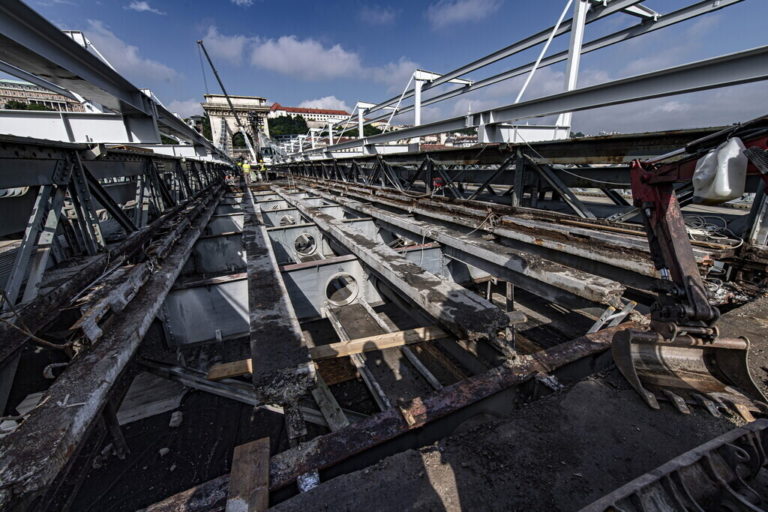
[250, 36, 362, 80]
[620, 15, 721, 77]
[168, 98, 203, 117]
[125, 1, 164, 15]
[298, 96, 351, 113]
[450, 97, 496, 116]
[231, 0, 253, 5]
[427, 0, 501, 29]
[85, 20, 179, 84]
[37, 0, 76, 6]
[369, 57, 419, 93]
[203, 26, 252, 65]
[571, 83, 766, 135]
[359, 5, 397, 25]
[197, 27, 418, 90]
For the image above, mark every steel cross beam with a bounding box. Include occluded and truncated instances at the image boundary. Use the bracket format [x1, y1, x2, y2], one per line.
[297, 45, 768, 157]
[273, 188, 512, 341]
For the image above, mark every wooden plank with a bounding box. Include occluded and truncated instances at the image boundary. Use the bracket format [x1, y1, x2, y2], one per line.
[209, 327, 449, 380]
[309, 326, 449, 360]
[310, 374, 350, 431]
[226, 437, 270, 512]
[208, 360, 253, 381]
[146, 323, 638, 512]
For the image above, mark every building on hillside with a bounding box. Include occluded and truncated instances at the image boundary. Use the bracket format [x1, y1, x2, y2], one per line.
[0, 79, 85, 112]
[268, 103, 349, 130]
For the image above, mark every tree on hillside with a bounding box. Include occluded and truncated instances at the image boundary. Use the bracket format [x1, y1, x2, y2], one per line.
[268, 115, 309, 136]
[233, 132, 254, 148]
[202, 115, 212, 140]
[3, 100, 53, 111]
[363, 124, 382, 137]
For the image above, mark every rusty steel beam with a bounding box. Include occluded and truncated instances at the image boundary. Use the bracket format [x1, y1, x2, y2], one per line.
[0, 182, 225, 367]
[298, 185, 625, 308]
[274, 187, 510, 341]
[146, 323, 636, 512]
[0, 186, 223, 511]
[293, 178, 731, 282]
[275, 127, 722, 168]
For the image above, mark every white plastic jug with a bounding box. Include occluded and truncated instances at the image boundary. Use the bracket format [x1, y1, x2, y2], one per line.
[692, 137, 748, 205]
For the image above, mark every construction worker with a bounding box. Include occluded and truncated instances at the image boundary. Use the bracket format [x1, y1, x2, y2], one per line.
[258, 159, 267, 182]
[242, 161, 252, 183]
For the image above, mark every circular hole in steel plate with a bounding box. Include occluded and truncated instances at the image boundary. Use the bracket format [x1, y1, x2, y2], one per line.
[325, 273, 359, 306]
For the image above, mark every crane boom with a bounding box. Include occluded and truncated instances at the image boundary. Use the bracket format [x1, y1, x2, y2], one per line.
[197, 39, 258, 163]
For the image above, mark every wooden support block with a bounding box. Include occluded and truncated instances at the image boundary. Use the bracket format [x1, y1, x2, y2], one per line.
[309, 326, 448, 360]
[208, 359, 253, 381]
[226, 437, 270, 512]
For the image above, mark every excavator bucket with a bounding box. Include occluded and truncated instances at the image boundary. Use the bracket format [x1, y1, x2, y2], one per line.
[612, 329, 766, 420]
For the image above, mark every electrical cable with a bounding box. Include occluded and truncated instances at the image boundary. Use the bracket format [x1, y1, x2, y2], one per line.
[684, 214, 744, 248]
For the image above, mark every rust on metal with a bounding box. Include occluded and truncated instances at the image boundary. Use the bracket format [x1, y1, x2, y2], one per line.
[146, 323, 635, 512]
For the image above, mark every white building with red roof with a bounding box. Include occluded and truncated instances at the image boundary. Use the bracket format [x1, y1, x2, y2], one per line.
[268, 103, 349, 129]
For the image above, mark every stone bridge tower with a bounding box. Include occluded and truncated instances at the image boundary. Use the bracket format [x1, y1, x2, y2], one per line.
[201, 94, 271, 159]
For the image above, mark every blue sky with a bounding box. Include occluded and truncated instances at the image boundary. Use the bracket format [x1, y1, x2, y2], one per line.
[27, 0, 768, 134]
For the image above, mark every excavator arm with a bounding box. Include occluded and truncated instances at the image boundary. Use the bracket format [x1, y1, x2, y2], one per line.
[612, 119, 768, 418]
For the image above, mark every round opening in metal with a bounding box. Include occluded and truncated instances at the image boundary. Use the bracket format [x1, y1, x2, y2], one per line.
[279, 215, 296, 226]
[325, 273, 358, 306]
[294, 233, 317, 257]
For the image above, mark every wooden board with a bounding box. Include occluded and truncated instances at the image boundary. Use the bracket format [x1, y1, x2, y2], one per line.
[310, 374, 350, 431]
[309, 326, 448, 360]
[207, 359, 253, 381]
[226, 437, 270, 512]
[207, 326, 448, 380]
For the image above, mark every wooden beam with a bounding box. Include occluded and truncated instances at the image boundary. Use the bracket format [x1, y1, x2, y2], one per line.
[207, 326, 449, 380]
[310, 326, 449, 360]
[310, 374, 350, 431]
[226, 437, 270, 512]
[207, 359, 253, 381]
[146, 323, 638, 512]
